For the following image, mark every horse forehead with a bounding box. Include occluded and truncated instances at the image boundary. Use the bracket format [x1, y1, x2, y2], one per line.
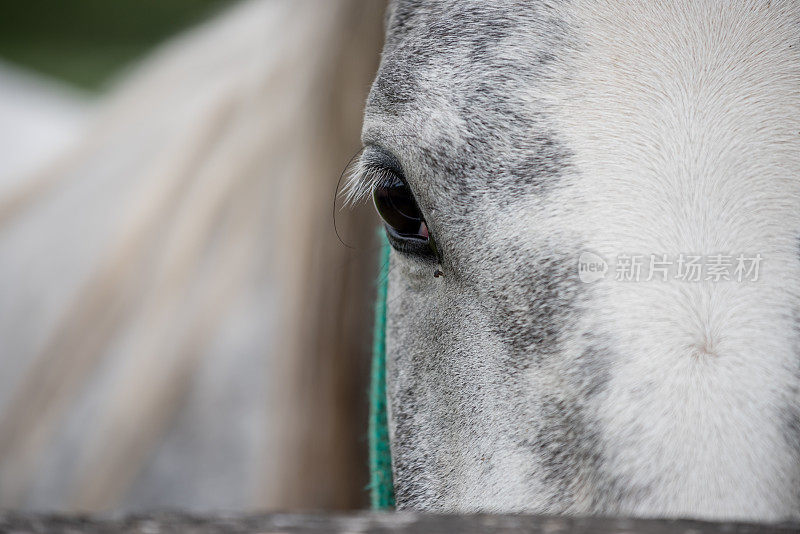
[384, 0, 533, 51]
[370, 0, 566, 117]
[364, 1, 571, 204]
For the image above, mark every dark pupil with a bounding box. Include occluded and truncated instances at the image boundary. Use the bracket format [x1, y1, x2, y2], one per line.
[373, 176, 425, 238]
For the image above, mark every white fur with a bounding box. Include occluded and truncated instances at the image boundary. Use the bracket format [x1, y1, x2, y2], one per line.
[543, 0, 800, 519]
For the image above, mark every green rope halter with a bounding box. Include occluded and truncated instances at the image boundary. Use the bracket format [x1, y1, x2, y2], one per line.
[369, 232, 395, 509]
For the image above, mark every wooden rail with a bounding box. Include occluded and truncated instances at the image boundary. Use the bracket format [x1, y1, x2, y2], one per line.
[0, 512, 797, 533]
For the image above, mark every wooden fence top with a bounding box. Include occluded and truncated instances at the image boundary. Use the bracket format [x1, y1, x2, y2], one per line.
[0, 512, 798, 534]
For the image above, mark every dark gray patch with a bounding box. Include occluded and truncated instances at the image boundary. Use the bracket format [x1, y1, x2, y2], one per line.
[524, 382, 645, 513]
[487, 247, 582, 362]
[487, 244, 618, 510]
[524, 394, 603, 510]
[574, 335, 614, 399]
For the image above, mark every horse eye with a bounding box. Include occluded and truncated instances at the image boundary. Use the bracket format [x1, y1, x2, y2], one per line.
[373, 174, 435, 257]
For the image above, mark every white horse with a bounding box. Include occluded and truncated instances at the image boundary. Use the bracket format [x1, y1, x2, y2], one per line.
[350, 0, 800, 521]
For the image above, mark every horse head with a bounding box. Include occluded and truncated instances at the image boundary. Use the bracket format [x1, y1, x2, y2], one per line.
[350, 0, 800, 520]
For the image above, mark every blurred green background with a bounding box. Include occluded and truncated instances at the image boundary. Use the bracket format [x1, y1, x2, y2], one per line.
[0, 0, 231, 90]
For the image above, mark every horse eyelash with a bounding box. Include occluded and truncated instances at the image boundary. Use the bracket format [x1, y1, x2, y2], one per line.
[341, 159, 395, 207]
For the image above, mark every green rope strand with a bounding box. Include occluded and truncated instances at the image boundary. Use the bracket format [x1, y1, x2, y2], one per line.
[369, 232, 395, 509]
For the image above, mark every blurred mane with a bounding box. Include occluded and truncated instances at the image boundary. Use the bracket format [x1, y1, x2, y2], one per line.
[0, 0, 383, 511]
